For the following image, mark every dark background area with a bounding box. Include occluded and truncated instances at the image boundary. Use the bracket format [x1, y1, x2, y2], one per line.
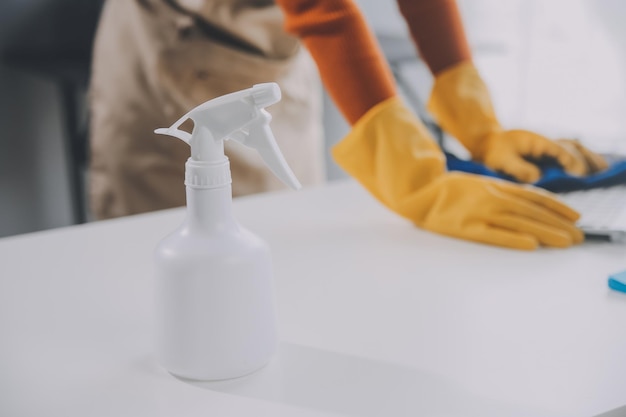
[0, 0, 104, 236]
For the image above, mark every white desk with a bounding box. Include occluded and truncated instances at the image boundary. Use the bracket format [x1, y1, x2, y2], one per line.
[1, 180, 625, 417]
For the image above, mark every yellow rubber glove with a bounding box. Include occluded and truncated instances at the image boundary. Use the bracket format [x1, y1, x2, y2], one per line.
[428, 61, 608, 183]
[332, 97, 584, 250]
[556, 138, 609, 173]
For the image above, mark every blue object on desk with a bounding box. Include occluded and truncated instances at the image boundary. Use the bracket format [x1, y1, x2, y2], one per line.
[608, 270, 626, 294]
[445, 152, 626, 192]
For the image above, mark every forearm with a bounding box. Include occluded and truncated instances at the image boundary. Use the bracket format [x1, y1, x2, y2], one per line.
[397, 0, 471, 75]
[276, 0, 397, 125]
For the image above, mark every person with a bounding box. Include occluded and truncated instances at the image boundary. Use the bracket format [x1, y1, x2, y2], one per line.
[89, 0, 325, 219]
[89, 0, 607, 250]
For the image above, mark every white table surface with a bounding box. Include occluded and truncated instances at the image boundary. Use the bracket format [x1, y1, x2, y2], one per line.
[1, 180, 625, 417]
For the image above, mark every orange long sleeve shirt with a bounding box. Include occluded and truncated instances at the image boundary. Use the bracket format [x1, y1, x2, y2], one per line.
[276, 0, 471, 125]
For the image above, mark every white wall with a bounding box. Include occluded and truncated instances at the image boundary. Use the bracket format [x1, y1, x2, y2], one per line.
[355, 0, 626, 153]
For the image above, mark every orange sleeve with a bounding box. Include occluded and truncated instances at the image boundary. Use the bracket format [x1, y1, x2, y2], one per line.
[396, 0, 472, 75]
[276, 0, 397, 125]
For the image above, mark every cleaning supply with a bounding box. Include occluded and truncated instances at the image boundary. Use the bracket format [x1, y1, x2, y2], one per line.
[608, 270, 626, 294]
[444, 152, 626, 192]
[332, 96, 584, 250]
[427, 61, 607, 183]
[153, 83, 300, 381]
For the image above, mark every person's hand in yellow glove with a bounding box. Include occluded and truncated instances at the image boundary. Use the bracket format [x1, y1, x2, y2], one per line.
[555, 138, 610, 174]
[428, 62, 608, 183]
[333, 97, 584, 250]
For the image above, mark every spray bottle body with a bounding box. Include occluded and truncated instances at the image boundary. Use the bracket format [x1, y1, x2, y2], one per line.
[154, 182, 277, 381]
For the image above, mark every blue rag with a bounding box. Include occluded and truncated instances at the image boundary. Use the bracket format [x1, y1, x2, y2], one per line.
[445, 153, 626, 192]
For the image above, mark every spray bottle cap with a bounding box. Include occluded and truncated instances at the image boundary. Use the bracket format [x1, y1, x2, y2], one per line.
[155, 83, 301, 190]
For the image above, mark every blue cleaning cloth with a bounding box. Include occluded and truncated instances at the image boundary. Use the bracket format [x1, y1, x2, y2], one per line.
[445, 152, 626, 192]
[608, 270, 626, 294]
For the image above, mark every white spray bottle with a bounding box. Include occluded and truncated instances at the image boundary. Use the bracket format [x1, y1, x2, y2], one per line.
[153, 83, 300, 381]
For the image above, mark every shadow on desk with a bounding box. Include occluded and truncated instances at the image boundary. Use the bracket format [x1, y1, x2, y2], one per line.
[177, 342, 560, 417]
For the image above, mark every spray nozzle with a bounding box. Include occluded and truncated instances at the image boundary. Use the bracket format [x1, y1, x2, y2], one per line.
[251, 82, 281, 107]
[155, 83, 301, 190]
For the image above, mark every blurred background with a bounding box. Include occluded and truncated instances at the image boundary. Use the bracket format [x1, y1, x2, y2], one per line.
[1, 0, 625, 238]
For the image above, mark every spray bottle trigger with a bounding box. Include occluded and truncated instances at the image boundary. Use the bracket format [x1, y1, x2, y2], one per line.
[246, 122, 301, 190]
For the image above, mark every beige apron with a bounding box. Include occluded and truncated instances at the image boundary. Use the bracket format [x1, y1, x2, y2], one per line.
[89, 0, 324, 219]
